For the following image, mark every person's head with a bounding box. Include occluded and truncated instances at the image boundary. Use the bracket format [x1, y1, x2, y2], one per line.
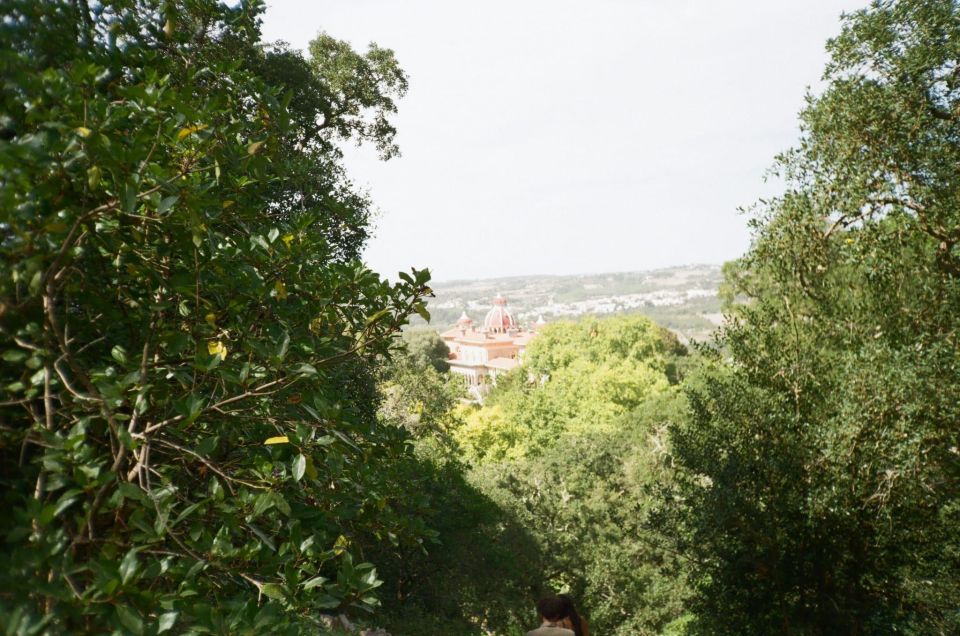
[558, 594, 584, 636]
[536, 595, 566, 622]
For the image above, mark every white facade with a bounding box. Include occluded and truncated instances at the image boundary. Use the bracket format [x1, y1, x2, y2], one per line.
[439, 296, 542, 398]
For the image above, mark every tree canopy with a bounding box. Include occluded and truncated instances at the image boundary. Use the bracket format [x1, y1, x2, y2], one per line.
[455, 315, 685, 461]
[0, 1, 430, 633]
[2, 1, 959, 635]
[669, 0, 960, 632]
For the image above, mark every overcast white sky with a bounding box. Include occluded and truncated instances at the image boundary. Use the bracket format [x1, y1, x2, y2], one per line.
[261, 1, 865, 282]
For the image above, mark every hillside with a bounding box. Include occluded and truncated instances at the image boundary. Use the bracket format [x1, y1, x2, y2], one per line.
[420, 264, 725, 342]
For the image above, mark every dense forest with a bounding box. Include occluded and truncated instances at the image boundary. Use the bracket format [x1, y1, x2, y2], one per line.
[1, 1, 958, 635]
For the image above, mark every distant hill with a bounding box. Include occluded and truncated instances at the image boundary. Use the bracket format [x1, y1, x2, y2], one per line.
[418, 264, 726, 343]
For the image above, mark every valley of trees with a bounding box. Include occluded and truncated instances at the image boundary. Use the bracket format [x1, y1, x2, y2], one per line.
[1, 1, 958, 635]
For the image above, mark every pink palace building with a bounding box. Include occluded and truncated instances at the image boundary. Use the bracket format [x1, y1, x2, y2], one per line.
[440, 294, 545, 395]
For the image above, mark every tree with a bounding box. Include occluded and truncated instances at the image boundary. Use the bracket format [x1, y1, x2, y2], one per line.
[378, 329, 462, 440]
[0, 1, 431, 633]
[670, 1, 960, 632]
[462, 315, 686, 459]
[373, 333, 539, 635]
[470, 392, 693, 636]
[399, 328, 451, 373]
[451, 315, 694, 634]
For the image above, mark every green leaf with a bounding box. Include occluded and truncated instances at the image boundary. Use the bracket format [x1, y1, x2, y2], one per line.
[292, 454, 306, 482]
[276, 332, 290, 361]
[252, 492, 275, 518]
[272, 493, 291, 517]
[247, 523, 276, 552]
[111, 345, 128, 364]
[304, 456, 318, 481]
[118, 425, 135, 450]
[360, 567, 380, 587]
[52, 491, 80, 518]
[119, 548, 139, 584]
[259, 583, 285, 600]
[118, 482, 146, 502]
[116, 605, 144, 635]
[28, 270, 42, 295]
[157, 195, 178, 216]
[195, 436, 218, 456]
[413, 302, 430, 322]
[302, 575, 327, 590]
[1, 350, 27, 363]
[315, 594, 341, 609]
[294, 363, 318, 377]
[365, 308, 391, 326]
[157, 612, 178, 634]
[38, 505, 56, 527]
[122, 183, 137, 213]
[171, 502, 203, 528]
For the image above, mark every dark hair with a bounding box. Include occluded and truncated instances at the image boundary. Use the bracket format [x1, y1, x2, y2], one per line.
[536, 595, 566, 622]
[558, 594, 584, 636]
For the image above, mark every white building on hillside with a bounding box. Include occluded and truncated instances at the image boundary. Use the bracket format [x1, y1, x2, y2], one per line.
[440, 295, 544, 398]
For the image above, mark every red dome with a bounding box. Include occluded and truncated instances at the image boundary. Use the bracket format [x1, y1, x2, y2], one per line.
[484, 294, 516, 332]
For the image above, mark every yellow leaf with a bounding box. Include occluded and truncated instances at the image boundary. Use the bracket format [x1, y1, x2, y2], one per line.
[264, 436, 289, 445]
[247, 140, 265, 155]
[75, 126, 92, 138]
[207, 340, 228, 359]
[177, 124, 207, 140]
[281, 234, 294, 247]
[274, 280, 287, 300]
[204, 312, 217, 327]
[87, 165, 101, 190]
[222, 200, 235, 209]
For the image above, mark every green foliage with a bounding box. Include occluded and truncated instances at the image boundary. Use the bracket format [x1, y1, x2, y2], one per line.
[454, 404, 527, 463]
[398, 328, 450, 373]
[307, 33, 408, 160]
[0, 1, 432, 633]
[371, 444, 541, 636]
[444, 314, 693, 634]
[457, 315, 686, 461]
[669, 1, 960, 633]
[370, 323, 545, 634]
[471, 392, 693, 636]
[378, 329, 463, 439]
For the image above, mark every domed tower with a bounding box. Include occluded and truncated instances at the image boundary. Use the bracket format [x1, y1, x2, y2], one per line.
[456, 311, 473, 335]
[483, 294, 517, 334]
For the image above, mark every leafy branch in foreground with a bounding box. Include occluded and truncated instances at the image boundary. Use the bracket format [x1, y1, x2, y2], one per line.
[0, 1, 431, 633]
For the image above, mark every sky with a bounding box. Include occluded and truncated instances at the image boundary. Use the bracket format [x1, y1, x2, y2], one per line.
[260, 0, 866, 282]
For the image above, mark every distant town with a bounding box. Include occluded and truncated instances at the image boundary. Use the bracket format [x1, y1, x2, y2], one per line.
[417, 264, 725, 343]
